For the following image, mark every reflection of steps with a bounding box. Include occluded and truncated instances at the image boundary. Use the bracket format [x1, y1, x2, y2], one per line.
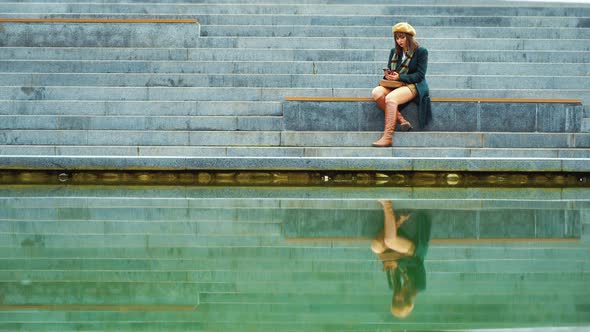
[283, 208, 581, 241]
[0, 186, 589, 331]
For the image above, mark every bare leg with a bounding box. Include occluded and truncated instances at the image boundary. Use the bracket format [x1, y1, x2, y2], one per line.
[372, 86, 416, 147]
[372, 86, 413, 131]
[384, 86, 416, 116]
[372, 86, 392, 102]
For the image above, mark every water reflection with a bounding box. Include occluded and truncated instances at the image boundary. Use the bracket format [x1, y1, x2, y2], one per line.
[371, 200, 430, 318]
[0, 186, 588, 331]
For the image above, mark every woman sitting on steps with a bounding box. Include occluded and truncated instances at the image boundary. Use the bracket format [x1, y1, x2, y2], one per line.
[372, 22, 431, 147]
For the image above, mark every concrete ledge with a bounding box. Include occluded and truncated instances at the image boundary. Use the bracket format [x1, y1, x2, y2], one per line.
[283, 98, 584, 132]
[285, 97, 584, 103]
[0, 155, 588, 172]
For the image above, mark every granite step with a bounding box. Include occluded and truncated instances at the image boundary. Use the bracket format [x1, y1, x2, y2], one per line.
[2, 60, 588, 77]
[0, 87, 587, 103]
[0, 48, 590, 65]
[0, 0, 572, 3]
[4, 37, 590, 54]
[3, 13, 586, 28]
[0, 130, 282, 146]
[199, 37, 590, 51]
[0, 115, 283, 131]
[2, 23, 588, 48]
[1, 130, 589, 148]
[189, 14, 590, 28]
[1, 49, 588, 64]
[1, 3, 588, 16]
[0, 22, 201, 48]
[284, 100, 584, 133]
[0, 150, 588, 172]
[1, 145, 589, 158]
[282, 132, 590, 148]
[1, 73, 588, 90]
[0, 100, 282, 116]
[200, 25, 590, 39]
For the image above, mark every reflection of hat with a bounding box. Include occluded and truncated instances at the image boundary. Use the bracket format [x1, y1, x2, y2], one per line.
[391, 302, 415, 318]
[392, 22, 416, 36]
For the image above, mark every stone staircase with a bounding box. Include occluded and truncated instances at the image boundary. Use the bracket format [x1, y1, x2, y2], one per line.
[0, 0, 589, 172]
[0, 186, 588, 331]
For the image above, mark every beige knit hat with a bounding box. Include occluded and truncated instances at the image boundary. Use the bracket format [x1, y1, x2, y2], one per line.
[392, 22, 416, 36]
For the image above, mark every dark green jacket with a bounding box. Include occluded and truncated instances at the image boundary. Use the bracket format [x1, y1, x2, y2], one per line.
[387, 46, 432, 128]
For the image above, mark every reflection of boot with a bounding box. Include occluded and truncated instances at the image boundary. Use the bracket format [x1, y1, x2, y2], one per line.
[380, 200, 394, 220]
[372, 103, 397, 147]
[376, 96, 412, 132]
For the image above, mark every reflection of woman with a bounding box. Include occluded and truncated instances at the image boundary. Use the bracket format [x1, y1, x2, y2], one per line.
[371, 200, 431, 318]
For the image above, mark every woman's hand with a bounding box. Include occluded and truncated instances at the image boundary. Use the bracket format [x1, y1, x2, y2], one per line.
[385, 71, 400, 81]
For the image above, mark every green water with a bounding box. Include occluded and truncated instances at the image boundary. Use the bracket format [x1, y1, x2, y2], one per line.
[0, 186, 588, 331]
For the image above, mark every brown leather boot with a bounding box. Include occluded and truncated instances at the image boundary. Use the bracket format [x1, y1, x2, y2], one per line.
[376, 96, 412, 131]
[375, 95, 387, 113]
[372, 103, 396, 147]
[397, 112, 413, 132]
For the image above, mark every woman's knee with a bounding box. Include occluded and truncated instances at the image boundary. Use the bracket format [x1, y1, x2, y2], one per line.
[385, 93, 400, 105]
[384, 237, 415, 255]
[372, 86, 387, 100]
[371, 239, 387, 254]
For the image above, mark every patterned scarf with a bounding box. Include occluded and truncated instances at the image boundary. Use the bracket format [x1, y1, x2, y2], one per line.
[391, 49, 414, 74]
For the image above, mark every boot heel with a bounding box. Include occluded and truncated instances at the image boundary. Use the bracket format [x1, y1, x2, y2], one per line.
[399, 122, 413, 132]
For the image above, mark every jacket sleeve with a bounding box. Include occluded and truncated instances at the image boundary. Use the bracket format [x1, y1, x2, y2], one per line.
[399, 47, 428, 84]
